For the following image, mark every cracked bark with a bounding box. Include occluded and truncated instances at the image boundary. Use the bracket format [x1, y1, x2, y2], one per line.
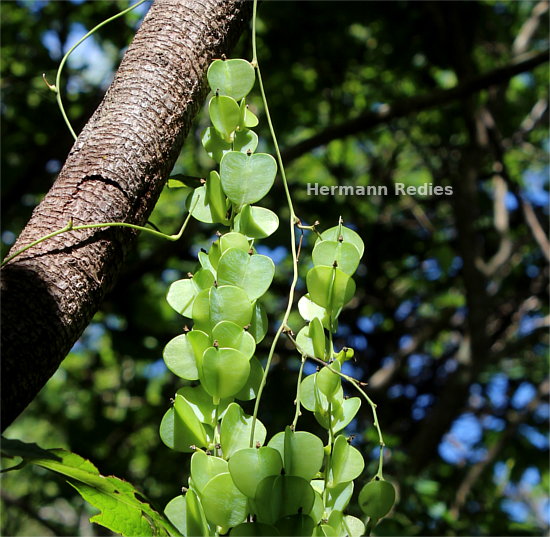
[0, 0, 252, 431]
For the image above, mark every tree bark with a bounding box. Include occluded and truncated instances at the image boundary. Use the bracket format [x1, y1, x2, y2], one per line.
[0, 0, 252, 431]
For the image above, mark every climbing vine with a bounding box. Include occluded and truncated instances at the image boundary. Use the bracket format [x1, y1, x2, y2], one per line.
[1, 1, 396, 535]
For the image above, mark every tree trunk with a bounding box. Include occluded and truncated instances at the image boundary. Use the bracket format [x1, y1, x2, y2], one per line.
[0, 0, 251, 431]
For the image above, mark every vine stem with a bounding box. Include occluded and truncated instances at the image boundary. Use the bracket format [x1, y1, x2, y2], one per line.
[285, 332, 387, 477]
[249, 0, 301, 446]
[52, 0, 148, 140]
[1, 203, 195, 268]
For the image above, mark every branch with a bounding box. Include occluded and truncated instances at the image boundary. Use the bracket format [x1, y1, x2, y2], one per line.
[0, 0, 252, 430]
[281, 50, 549, 163]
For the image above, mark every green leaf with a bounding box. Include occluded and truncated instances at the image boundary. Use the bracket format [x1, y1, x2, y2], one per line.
[202, 472, 248, 527]
[329, 435, 365, 486]
[201, 126, 231, 163]
[228, 446, 283, 498]
[217, 248, 275, 301]
[220, 403, 267, 459]
[163, 333, 200, 380]
[358, 479, 396, 519]
[309, 317, 327, 359]
[267, 427, 324, 481]
[200, 347, 250, 401]
[206, 170, 229, 224]
[187, 185, 216, 224]
[325, 481, 354, 511]
[274, 514, 315, 537]
[312, 240, 361, 275]
[230, 522, 280, 536]
[184, 488, 210, 537]
[234, 356, 264, 401]
[166, 270, 215, 318]
[249, 302, 268, 343]
[164, 495, 187, 536]
[234, 205, 279, 239]
[343, 515, 366, 537]
[316, 360, 341, 399]
[209, 95, 240, 142]
[209, 232, 251, 271]
[173, 394, 210, 450]
[331, 397, 361, 433]
[212, 320, 256, 359]
[207, 59, 255, 100]
[190, 450, 228, 494]
[234, 129, 259, 154]
[306, 265, 356, 320]
[318, 225, 365, 258]
[254, 475, 315, 525]
[192, 285, 253, 333]
[1, 439, 179, 537]
[176, 385, 231, 427]
[238, 99, 259, 129]
[297, 294, 331, 330]
[220, 152, 277, 208]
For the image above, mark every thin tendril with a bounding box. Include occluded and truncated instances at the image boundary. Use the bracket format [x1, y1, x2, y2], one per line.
[249, 0, 301, 446]
[55, 0, 148, 140]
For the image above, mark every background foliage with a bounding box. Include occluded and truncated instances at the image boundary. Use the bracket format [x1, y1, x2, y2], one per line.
[1, 1, 548, 536]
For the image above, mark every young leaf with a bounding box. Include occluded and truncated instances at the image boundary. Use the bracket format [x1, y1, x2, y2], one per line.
[207, 59, 255, 101]
[234, 129, 259, 154]
[312, 240, 361, 275]
[184, 488, 211, 537]
[254, 475, 315, 525]
[267, 427, 324, 481]
[177, 384, 231, 427]
[234, 205, 279, 239]
[190, 450, 228, 494]
[297, 294, 331, 330]
[220, 403, 267, 459]
[220, 152, 277, 208]
[209, 95, 240, 142]
[358, 478, 396, 519]
[228, 446, 283, 498]
[212, 320, 256, 360]
[329, 435, 365, 486]
[201, 126, 231, 163]
[200, 347, 250, 401]
[217, 248, 275, 301]
[316, 360, 341, 399]
[306, 265, 356, 320]
[206, 170, 229, 224]
[318, 225, 365, 258]
[309, 317, 327, 359]
[163, 333, 200, 380]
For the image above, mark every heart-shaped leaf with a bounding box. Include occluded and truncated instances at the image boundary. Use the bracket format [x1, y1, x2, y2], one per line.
[201, 472, 248, 528]
[192, 285, 253, 333]
[207, 59, 255, 100]
[309, 317, 327, 359]
[220, 403, 267, 459]
[163, 333, 200, 380]
[297, 294, 331, 330]
[318, 225, 365, 258]
[228, 447, 283, 498]
[201, 127, 231, 163]
[238, 99, 259, 129]
[217, 248, 275, 301]
[220, 152, 277, 208]
[212, 321, 256, 360]
[343, 515, 366, 537]
[274, 515, 315, 537]
[316, 360, 341, 399]
[306, 265, 356, 321]
[160, 396, 211, 453]
[358, 479, 396, 519]
[209, 232, 251, 270]
[187, 186, 215, 224]
[185, 489, 211, 537]
[177, 384, 231, 427]
[329, 435, 365, 486]
[234, 205, 279, 239]
[200, 347, 250, 401]
[254, 475, 315, 524]
[267, 427, 324, 481]
[164, 495, 187, 536]
[209, 95, 240, 142]
[190, 450, 228, 494]
[312, 240, 361, 275]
